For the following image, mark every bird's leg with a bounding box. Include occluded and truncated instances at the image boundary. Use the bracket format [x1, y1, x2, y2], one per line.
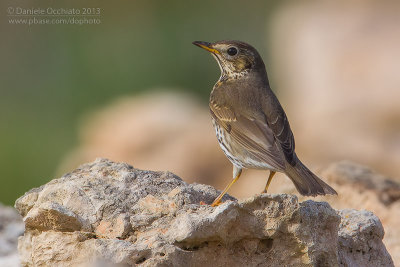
[211, 167, 242, 207]
[262, 171, 276, 193]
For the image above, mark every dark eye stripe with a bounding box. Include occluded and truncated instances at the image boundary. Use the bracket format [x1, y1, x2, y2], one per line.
[227, 47, 238, 56]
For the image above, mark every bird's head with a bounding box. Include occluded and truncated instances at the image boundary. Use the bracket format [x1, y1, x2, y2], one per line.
[193, 40, 265, 79]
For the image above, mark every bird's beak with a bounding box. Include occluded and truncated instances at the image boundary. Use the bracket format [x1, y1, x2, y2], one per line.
[192, 41, 220, 54]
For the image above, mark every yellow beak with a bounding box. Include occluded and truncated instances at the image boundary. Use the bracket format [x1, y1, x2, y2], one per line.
[192, 41, 220, 54]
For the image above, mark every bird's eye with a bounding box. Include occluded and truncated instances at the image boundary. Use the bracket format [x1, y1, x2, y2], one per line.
[227, 47, 238, 56]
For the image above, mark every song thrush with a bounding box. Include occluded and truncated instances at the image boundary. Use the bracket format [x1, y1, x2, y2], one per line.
[193, 40, 337, 206]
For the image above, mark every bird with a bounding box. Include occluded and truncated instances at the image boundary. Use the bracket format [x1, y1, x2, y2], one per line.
[192, 40, 337, 207]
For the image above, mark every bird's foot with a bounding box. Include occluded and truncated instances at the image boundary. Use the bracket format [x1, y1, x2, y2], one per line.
[199, 200, 222, 206]
[210, 199, 222, 207]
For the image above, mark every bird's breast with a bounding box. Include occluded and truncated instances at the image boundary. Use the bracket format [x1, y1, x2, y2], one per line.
[211, 117, 279, 171]
[212, 118, 244, 169]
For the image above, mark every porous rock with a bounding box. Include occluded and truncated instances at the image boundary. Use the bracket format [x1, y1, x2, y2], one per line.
[338, 209, 393, 267]
[0, 203, 24, 267]
[15, 159, 393, 266]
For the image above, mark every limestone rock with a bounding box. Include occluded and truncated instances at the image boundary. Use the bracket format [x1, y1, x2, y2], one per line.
[338, 209, 393, 267]
[0, 203, 24, 267]
[315, 161, 400, 265]
[15, 159, 393, 266]
[265, 161, 400, 265]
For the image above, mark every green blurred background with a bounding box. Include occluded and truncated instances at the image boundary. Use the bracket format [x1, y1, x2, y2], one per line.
[1, 0, 280, 205]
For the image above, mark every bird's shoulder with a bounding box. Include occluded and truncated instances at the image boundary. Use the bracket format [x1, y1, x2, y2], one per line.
[209, 76, 261, 119]
[209, 81, 238, 122]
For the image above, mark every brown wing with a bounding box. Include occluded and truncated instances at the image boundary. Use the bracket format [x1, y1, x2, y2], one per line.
[264, 102, 296, 166]
[210, 102, 285, 171]
[209, 101, 237, 122]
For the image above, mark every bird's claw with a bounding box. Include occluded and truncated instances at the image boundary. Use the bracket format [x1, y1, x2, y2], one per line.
[210, 199, 222, 207]
[199, 200, 222, 206]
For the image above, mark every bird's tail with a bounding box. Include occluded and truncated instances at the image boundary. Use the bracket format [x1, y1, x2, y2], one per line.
[285, 160, 337, 196]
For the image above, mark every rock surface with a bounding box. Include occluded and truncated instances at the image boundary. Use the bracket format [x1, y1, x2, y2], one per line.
[338, 209, 393, 267]
[15, 159, 393, 266]
[0, 203, 24, 267]
[312, 161, 400, 265]
[263, 160, 400, 265]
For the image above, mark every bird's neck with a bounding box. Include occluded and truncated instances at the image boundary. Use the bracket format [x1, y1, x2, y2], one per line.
[218, 67, 269, 85]
[219, 69, 250, 82]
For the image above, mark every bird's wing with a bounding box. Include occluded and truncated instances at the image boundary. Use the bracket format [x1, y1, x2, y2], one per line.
[263, 104, 296, 166]
[209, 101, 237, 122]
[210, 102, 285, 171]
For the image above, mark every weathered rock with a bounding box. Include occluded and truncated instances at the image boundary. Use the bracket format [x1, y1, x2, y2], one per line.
[338, 209, 393, 267]
[265, 161, 400, 265]
[315, 161, 400, 265]
[0, 203, 24, 267]
[15, 159, 393, 266]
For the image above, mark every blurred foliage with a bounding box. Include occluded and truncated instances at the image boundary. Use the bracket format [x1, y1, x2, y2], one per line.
[0, 0, 279, 205]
